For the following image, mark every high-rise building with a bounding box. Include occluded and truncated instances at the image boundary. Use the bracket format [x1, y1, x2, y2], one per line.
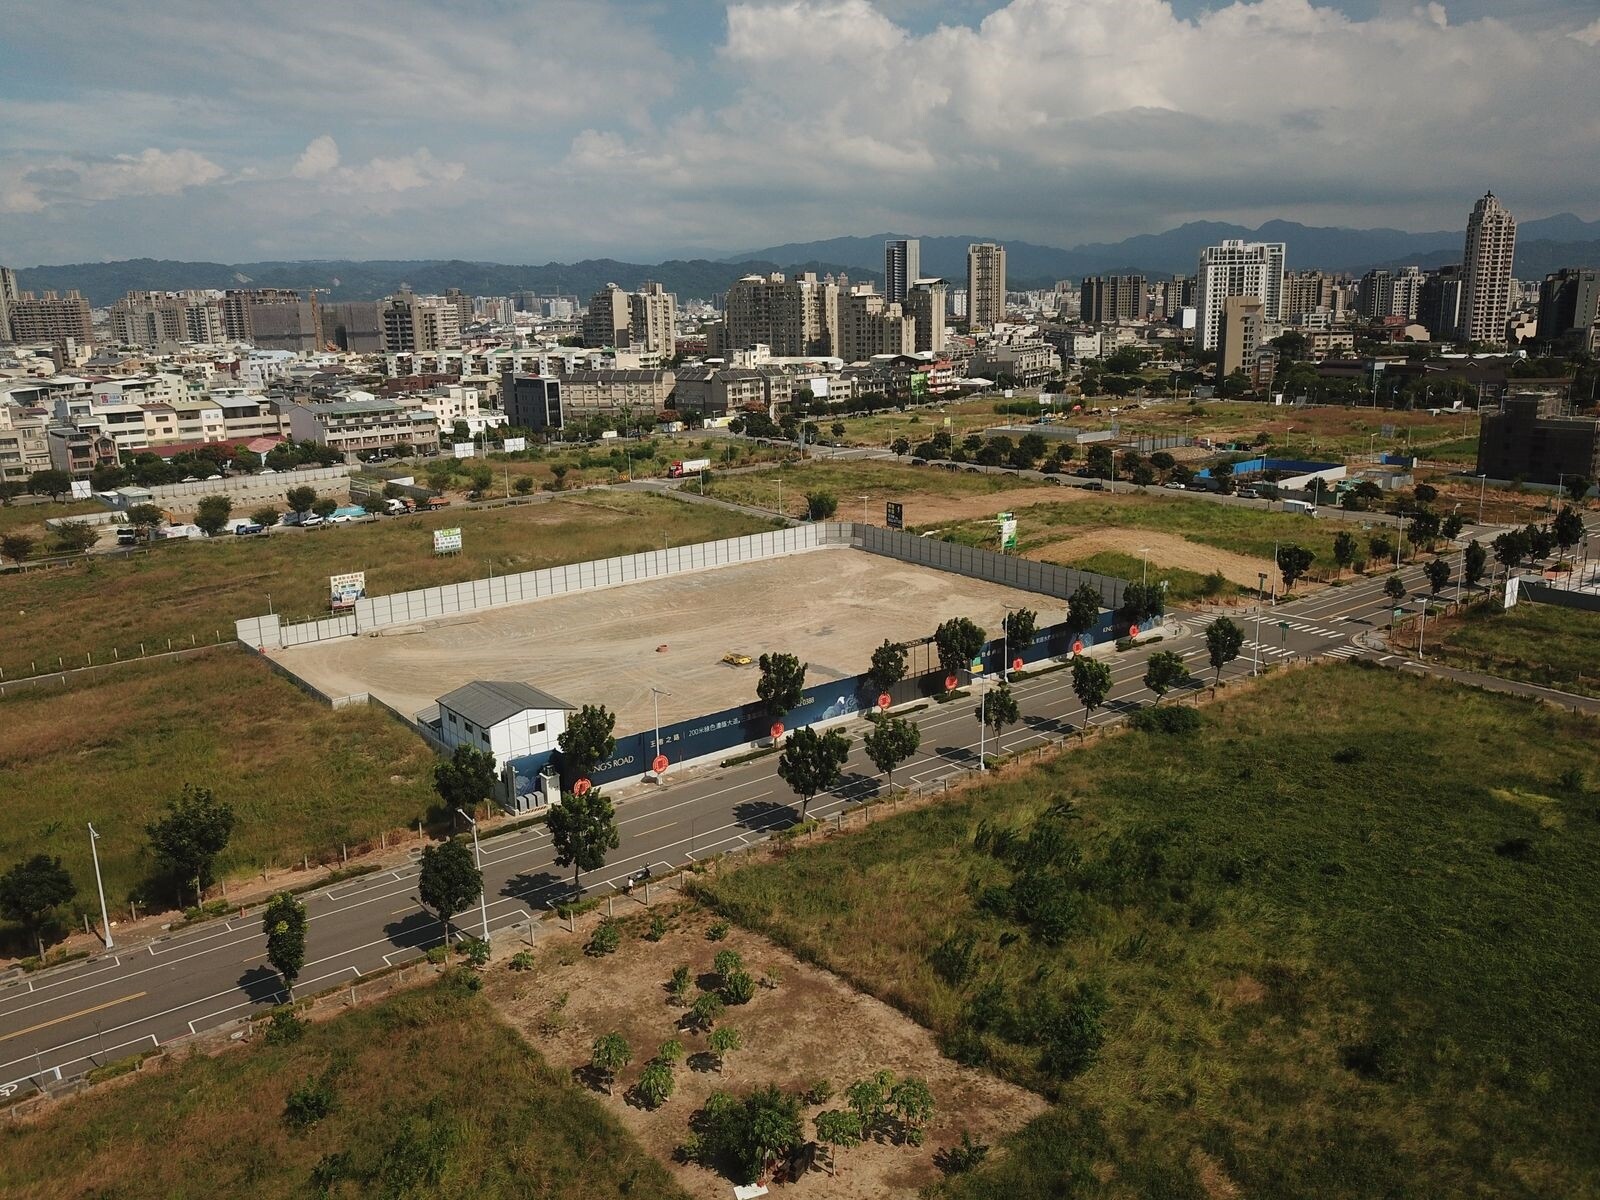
[1079, 275, 1148, 323]
[320, 301, 385, 352]
[837, 287, 915, 362]
[221, 288, 321, 351]
[722, 272, 838, 357]
[445, 288, 474, 332]
[582, 284, 632, 349]
[1217, 295, 1268, 387]
[902, 279, 947, 354]
[1195, 240, 1285, 351]
[109, 291, 225, 347]
[381, 292, 461, 352]
[1157, 275, 1196, 320]
[1418, 267, 1464, 339]
[1458, 192, 1516, 344]
[966, 243, 1006, 331]
[1538, 268, 1600, 349]
[0, 266, 17, 342]
[1357, 267, 1423, 321]
[627, 282, 677, 357]
[884, 239, 920, 305]
[7, 290, 93, 347]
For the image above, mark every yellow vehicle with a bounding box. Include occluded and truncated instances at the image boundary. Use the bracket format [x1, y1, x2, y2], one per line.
[721, 652, 753, 667]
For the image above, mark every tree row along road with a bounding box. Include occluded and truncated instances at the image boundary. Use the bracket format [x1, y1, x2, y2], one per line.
[0, 563, 1445, 1097]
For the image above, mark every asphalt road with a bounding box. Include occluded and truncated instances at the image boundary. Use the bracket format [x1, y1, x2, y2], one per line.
[0, 559, 1483, 1099]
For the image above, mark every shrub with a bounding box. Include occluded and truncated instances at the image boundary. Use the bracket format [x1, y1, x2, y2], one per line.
[707, 919, 731, 941]
[1128, 706, 1202, 735]
[425, 945, 449, 965]
[930, 930, 981, 987]
[283, 1072, 337, 1131]
[935, 1130, 991, 1175]
[669, 963, 693, 1001]
[646, 913, 668, 942]
[263, 1007, 307, 1045]
[804, 1078, 834, 1106]
[690, 990, 726, 1030]
[713, 948, 744, 979]
[657, 1037, 686, 1064]
[458, 937, 490, 968]
[722, 969, 756, 1006]
[586, 918, 621, 956]
[636, 1060, 675, 1109]
[509, 950, 534, 972]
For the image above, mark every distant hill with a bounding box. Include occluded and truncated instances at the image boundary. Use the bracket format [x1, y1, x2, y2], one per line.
[12, 257, 879, 308]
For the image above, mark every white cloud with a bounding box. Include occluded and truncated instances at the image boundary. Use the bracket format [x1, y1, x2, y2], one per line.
[1, 147, 225, 213]
[1573, 18, 1600, 46]
[292, 135, 340, 179]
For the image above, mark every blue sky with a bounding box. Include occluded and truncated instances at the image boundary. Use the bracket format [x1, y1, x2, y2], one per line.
[0, 0, 1596, 265]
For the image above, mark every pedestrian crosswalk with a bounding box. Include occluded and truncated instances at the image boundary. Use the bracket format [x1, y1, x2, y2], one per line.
[1244, 640, 1296, 659]
[1321, 645, 1364, 660]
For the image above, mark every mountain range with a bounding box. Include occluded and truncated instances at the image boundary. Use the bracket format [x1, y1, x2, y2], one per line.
[14, 214, 1600, 307]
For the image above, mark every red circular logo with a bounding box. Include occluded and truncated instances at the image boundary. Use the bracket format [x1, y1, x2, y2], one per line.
[944, 674, 959, 691]
[573, 778, 592, 796]
[1072, 640, 1084, 654]
[1012, 656, 1023, 671]
[877, 692, 891, 710]
[652, 754, 669, 774]
[770, 722, 785, 739]
[1128, 624, 1140, 637]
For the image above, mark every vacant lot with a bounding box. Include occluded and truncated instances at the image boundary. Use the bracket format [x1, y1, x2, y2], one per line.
[832, 398, 1008, 448]
[0, 491, 773, 677]
[1105, 399, 1480, 459]
[1429, 599, 1600, 698]
[0, 498, 104, 540]
[703, 460, 1047, 523]
[0, 650, 437, 916]
[274, 548, 1050, 728]
[0, 977, 687, 1200]
[705, 665, 1600, 1198]
[490, 903, 1047, 1198]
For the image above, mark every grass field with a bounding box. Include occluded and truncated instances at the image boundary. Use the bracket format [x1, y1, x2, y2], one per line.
[1102, 399, 1480, 460]
[1069, 549, 1239, 603]
[0, 491, 773, 677]
[703, 459, 1045, 520]
[0, 650, 438, 917]
[1429, 600, 1600, 698]
[422, 435, 790, 499]
[0, 976, 689, 1200]
[0, 498, 105, 539]
[832, 398, 1008, 447]
[704, 665, 1600, 1198]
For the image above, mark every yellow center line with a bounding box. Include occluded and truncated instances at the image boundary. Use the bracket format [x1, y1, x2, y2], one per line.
[0, 992, 148, 1044]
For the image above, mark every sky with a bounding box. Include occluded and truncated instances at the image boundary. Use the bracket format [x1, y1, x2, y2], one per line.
[1, 0, 1596, 266]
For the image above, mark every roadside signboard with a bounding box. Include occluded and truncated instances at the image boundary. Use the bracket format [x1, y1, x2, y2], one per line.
[70, 479, 92, 500]
[502, 436, 526, 452]
[329, 571, 366, 611]
[433, 527, 463, 554]
[452, 442, 475, 459]
[886, 501, 904, 530]
[997, 511, 1017, 550]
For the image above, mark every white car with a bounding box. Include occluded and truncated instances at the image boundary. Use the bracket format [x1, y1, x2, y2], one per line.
[300, 514, 325, 528]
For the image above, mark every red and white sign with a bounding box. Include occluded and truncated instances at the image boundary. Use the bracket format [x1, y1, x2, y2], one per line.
[572, 778, 592, 796]
[1012, 656, 1023, 671]
[1072, 640, 1084, 655]
[652, 754, 669, 775]
[770, 722, 785, 740]
[944, 674, 959, 691]
[1128, 624, 1140, 637]
[877, 692, 892, 711]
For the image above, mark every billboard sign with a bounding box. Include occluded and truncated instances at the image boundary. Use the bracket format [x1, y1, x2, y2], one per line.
[433, 527, 463, 554]
[886, 501, 904, 530]
[502, 436, 526, 452]
[329, 571, 366, 610]
[70, 479, 93, 500]
[997, 512, 1018, 550]
[452, 442, 475, 459]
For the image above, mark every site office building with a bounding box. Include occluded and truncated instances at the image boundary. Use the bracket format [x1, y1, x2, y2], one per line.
[436, 681, 575, 781]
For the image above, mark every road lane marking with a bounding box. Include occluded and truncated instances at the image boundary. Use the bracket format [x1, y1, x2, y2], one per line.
[0, 992, 147, 1045]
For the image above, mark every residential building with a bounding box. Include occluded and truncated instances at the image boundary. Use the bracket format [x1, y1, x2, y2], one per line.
[1158, 275, 1196, 320]
[320, 301, 385, 352]
[1195, 240, 1286, 351]
[445, 288, 474, 331]
[1079, 275, 1147, 323]
[1418, 267, 1464, 340]
[1357, 267, 1423, 321]
[503, 374, 563, 430]
[1458, 192, 1517, 344]
[8, 290, 93, 347]
[286, 397, 440, 456]
[721, 272, 838, 358]
[221, 289, 321, 352]
[382, 292, 461, 352]
[582, 283, 632, 349]
[966, 243, 1007, 331]
[109, 291, 226, 347]
[0, 265, 19, 342]
[0, 404, 51, 483]
[1477, 389, 1600, 485]
[627, 282, 677, 357]
[504, 369, 671, 432]
[968, 339, 1060, 387]
[1217, 295, 1272, 390]
[884, 239, 920, 304]
[837, 288, 915, 362]
[1284, 270, 1342, 323]
[902, 279, 948, 354]
[1538, 268, 1600, 349]
[45, 425, 119, 477]
[215, 393, 288, 440]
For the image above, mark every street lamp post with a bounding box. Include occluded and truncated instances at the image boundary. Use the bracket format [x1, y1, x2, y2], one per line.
[1139, 547, 1150, 589]
[1002, 606, 1015, 682]
[1254, 572, 1267, 675]
[860, 494, 869, 525]
[1478, 473, 1488, 525]
[978, 688, 987, 771]
[454, 808, 491, 947]
[88, 822, 112, 950]
[650, 687, 671, 781]
[1417, 597, 1429, 657]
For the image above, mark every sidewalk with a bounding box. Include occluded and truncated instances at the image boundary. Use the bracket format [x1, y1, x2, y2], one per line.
[1368, 634, 1600, 716]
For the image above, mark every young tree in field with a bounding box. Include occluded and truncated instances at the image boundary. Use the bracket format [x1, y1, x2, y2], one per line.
[1332, 531, 1357, 576]
[0, 854, 75, 956]
[311, 496, 338, 520]
[1383, 575, 1408, 608]
[146, 784, 236, 904]
[805, 491, 838, 520]
[636, 1059, 675, 1108]
[756, 653, 806, 722]
[590, 1032, 632, 1096]
[550, 463, 570, 490]
[0, 532, 34, 563]
[1003, 607, 1037, 654]
[126, 503, 165, 535]
[250, 505, 280, 529]
[844, 1071, 894, 1138]
[867, 639, 907, 693]
[863, 716, 921, 792]
[53, 520, 98, 554]
[777, 726, 851, 820]
[1464, 539, 1487, 586]
[1369, 534, 1393, 564]
[814, 1109, 864, 1177]
[417, 838, 482, 940]
[285, 485, 316, 515]
[1441, 513, 1465, 541]
[1143, 650, 1191, 703]
[1066, 582, 1101, 638]
[889, 1077, 936, 1145]
[434, 744, 497, 815]
[1276, 544, 1315, 591]
[27, 468, 70, 500]
[934, 617, 987, 680]
[1204, 617, 1245, 683]
[557, 704, 616, 781]
[1071, 656, 1113, 736]
[1492, 529, 1529, 578]
[195, 494, 233, 537]
[513, 475, 534, 495]
[976, 683, 1020, 744]
[708, 1025, 742, 1074]
[1553, 505, 1584, 559]
[547, 787, 620, 896]
[890, 436, 911, 456]
[262, 892, 308, 995]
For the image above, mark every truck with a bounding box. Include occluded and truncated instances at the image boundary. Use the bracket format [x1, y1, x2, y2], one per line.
[668, 458, 711, 478]
[1282, 499, 1318, 516]
[384, 497, 414, 516]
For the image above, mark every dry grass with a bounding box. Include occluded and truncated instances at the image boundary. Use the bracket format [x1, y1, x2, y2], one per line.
[1428, 599, 1600, 698]
[704, 460, 1047, 521]
[0, 976, 689, 1200]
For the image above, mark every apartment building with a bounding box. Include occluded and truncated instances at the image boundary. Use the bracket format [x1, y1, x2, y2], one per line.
[837, 288, 915, 363]
[968, 339, 1059, 387]
[8, 290, 93, 347]
[319, 301, 385, 352]
[109, 291, 227, 347]
[1357, 267, 1423, 321]
[1080, 275, 1147, 323]
[628, 282, 677, 358]
[0, 265, 17, 342]
[0, 404, 51, 483]
[721, 273, 839, 358]
[902, 280, 947, 354]
[582, 284, 632, 349]
[1195, 241, 1285, 351]
[382, 292, 461, 352]
[1478, 389, 1600, 485]
[222, 289, 321, 353]
[287, 397, 440, 456]
[884, 239, 920, 304]
[966, 243, 1007, 331]
[1538, 268, 1600, 349]
[46, 425, 119, 477]
[1459, 192, 1516, 345]
[1217, 295, 1269, 386]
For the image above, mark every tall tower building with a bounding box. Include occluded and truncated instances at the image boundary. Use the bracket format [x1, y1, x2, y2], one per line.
[1458, 192, 1516, 345]
[884, 239, 920, 305]
[1080, 275, 1148, 323]
[903, 279, 947, 354]
[0, 266, 17, 342]
[627, 281, 677, 357]
[582, 283, 631, 349]
[966, 243, 1006, 331]
[1195, 241, 1286, 351]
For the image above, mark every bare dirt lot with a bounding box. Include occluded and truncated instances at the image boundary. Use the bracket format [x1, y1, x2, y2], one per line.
[489, 901, 1048, 1199]
[271, 547, 1050, 729]
[898, 484, 1092, 529]
[1028, 528, 1276, 589]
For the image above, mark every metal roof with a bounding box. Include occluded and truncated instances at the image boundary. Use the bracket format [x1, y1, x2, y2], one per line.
[436, 680, 575, 727]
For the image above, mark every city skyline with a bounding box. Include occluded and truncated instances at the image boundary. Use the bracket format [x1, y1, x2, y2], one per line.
[1, 0, 1597, 265]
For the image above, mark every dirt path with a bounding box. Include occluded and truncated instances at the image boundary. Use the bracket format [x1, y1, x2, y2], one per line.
[489, 903, 1047, 1198]
[898, 484, 1086, 528]
[1027, 528, 1275, 589]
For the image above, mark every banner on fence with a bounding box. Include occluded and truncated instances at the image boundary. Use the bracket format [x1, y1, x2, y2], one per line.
[502, 436, 526, 452]
[329, 571, 366, 611]
[433, 528, 463, 554]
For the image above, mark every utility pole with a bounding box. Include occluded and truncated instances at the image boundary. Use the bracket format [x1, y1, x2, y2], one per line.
[978, 688, 987, 771]
[860, 495, 869, 525]
[650, 687, 671, 781]
[1417, 597, 1429, 657]
[1254, 573, 1266, 675]
[88, 822, 112, 950]
[455, 808, 491, 948]
[1478, 473, 1488, 525]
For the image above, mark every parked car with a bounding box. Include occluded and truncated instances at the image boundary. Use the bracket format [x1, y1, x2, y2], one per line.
[1082, 480, 1106, 491]
[300, 514, 325, 528]
[1164, 481, 1187, 491]
[234, 523, 265, 536]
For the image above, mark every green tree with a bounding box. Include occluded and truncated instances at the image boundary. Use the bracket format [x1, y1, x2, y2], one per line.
[0, 854, 75, 955]
[1383, 575, 1408, 606]
[434, 744, 497, 815]
[1002, 607, 1037, 655]
[513, 475, 534, 495]
[690, 989, 726, 1032]
[844, 1071, 893, 1136]
[126, 503, 165, 535]
[890, 436, 910, 456]
[863, 715, 921, 792]
[1276, 544, 1315, 591]
[146, 784, 236, 904]
[590, 1032, 632, 1096]
[708, 1025, 743, 1074]
[814, 1109, 863, 1177]
[756, 653, 806, 721]
[698, 1086, 803, 1185]
[636, 1059, 675, 1108]
[1492, 529, 1529, 577]
[1369, 534, 1394, 563]
[1066, 583, 1101, 637]
[0, 532, 35, 563]
[805, 491, 838, 520]
[776, 726, 851, 821]
[311, 496, 338, 520]
[262, 892, 308, 994]
[557, 704, 617, 780]
[468, 464, 493, 494]
[1333, 531, 1357, 575]
[53, 521, 98, 554]
[1553, 505, 1584, 557]
[417, 838, 482, 940]
[195, 494, 233, 537]
[868, 639, 907, 692]
[285, 485, 316, 515]
[1464, 539, 1487, 586]
[1425, 557, 1452, 595]
[1413, 482, 1439, 504]
[976, 683, 1020, 743]
[1441, 513, 1464, 541]
[27, 469, 71, 500]
[1071, 656, 1113, 735]
[1565, 475, 1591, 505]
[250, 505, 280, 528]
[934, 616, 987, 679]
[1407, 509, 1441, 549]
[547, 787, 620, 895]
[1204, 617, 1244, 683]
[550, 463, 571, 491]
[889, 1077, 936, 1145]
[1143, 650, 1191, 702]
